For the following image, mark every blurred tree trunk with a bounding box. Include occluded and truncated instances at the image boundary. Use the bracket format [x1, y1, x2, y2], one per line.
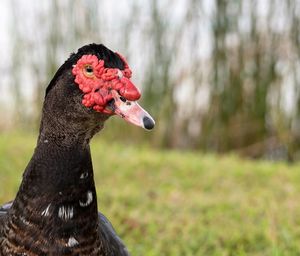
[287, 0, 300, 160]
[199, 0, 286, 158]
[142, 0, 177, 148]
[10, 0, 27, 128]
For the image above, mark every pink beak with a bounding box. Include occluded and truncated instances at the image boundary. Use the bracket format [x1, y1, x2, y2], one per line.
[107, 90, 155, 130]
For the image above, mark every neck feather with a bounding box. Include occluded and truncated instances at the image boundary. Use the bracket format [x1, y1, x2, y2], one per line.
[7, 139, 101, 253]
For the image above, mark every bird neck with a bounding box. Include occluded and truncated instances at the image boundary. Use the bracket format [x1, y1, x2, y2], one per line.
[8, 138, 102, 252]
[20, 140, 97, 208]
[37, 88, 108, 148]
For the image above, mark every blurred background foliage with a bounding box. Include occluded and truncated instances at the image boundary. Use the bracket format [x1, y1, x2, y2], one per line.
[0, 0, 300, 161]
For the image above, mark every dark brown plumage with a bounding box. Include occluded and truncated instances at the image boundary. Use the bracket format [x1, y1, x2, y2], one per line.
[0, 44, 151, 255]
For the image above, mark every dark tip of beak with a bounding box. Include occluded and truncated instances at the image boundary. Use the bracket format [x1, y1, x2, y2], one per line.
[143, 116, 155, 130]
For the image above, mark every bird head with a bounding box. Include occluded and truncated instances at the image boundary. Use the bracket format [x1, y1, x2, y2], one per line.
[45, 44, 155, 132]
[70, 46, 155, 130]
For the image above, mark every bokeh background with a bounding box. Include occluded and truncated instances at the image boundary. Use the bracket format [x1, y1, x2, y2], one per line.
[1, 0, 300, 255]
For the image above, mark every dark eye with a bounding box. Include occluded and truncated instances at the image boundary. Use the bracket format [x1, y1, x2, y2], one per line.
[84, 65, 94, 76]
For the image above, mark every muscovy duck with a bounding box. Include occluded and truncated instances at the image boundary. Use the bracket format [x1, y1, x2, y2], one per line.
[0, 44, 155, 255]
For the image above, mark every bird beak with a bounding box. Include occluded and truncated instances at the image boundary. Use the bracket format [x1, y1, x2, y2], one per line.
[107, 90, 155, 130]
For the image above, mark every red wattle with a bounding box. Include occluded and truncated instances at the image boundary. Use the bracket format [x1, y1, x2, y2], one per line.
[119, 78, 141, 101]
[72, 53, 140, 113]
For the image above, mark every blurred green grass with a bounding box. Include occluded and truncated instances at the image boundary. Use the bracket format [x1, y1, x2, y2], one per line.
[1, 132, 300, 255]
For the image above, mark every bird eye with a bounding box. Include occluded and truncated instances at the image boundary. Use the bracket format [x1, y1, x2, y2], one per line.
[84, 65, 94, 77]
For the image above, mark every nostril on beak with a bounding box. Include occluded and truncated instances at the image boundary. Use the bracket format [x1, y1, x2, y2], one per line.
[143, 116, 155, 130]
